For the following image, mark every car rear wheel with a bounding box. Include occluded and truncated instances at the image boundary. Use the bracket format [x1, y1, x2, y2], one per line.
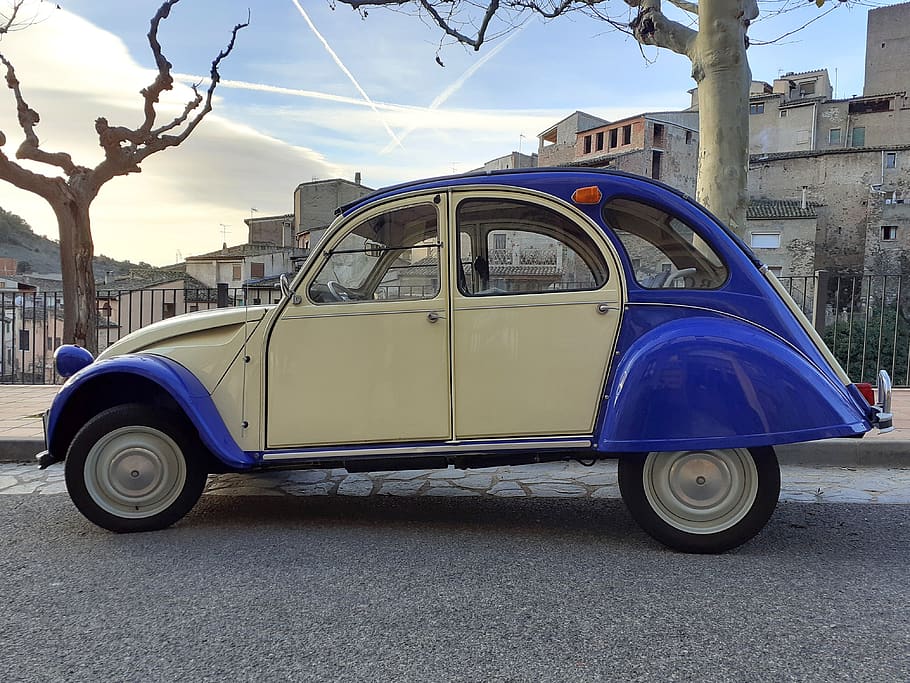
[618, 447, 780, 553]
[64, 403, 208, 532]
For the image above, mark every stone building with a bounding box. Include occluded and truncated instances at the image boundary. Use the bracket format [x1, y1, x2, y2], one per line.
[744, 200, 819, 276]
[567, 112, 700, 195]
[537, 111, 609, 167]
[294, 176, 373, 249]
[476, 151, 538, 172]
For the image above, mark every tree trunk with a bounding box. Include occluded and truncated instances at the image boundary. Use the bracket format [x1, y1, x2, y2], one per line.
[691, 0, 754, 237]
[53, 197, 97, 354]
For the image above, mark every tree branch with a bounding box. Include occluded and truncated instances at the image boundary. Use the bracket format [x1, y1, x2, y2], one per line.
[665, 0, 698, 15]
[92, 4, 249, 187]
[0, 52, 84, 175]
[625, 0, 696, 57]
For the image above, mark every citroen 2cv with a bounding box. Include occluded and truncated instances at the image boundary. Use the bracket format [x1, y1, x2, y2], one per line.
[40, 169, 892, 553]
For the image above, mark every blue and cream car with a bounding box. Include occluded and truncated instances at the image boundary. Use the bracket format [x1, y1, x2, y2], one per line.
[41, 169, 892, 553]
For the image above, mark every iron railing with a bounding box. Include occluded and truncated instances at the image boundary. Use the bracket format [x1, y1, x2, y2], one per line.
[6, 275, 910, 386]
[0, 287, 245, 385]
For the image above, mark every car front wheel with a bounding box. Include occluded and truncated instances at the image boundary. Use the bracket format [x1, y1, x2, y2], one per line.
[64, 404, 208, 532]
[618, 447, 780, 553]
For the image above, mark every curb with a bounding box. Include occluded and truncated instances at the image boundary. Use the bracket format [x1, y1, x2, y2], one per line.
[1, 437, 907, 468]
[1, 439, 45, 464]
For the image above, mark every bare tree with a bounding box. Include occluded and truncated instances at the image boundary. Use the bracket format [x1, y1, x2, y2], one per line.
[0, 0, 247, 352]
[332, 0, 841, 237]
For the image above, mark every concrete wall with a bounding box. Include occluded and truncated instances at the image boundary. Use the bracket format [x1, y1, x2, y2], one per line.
[750, 99, 818, 155]
[864, 3, 910, 96]
[749, 148, 910, 272]
[247, 215, 294, 247]
[294, 179, 373, 233]
[745, 217, 817, 275]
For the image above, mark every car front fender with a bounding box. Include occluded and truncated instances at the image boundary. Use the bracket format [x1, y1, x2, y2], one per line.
[47, 354, 255, 469]
[597, 316, 871, 453]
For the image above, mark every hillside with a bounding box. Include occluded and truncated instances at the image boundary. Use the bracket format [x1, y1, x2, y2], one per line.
[0, 207, 136, 280]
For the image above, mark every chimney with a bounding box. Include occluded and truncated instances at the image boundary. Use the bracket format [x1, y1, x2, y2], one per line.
[222, 242, 227, 251]
[354, 171, 362, 186]
[801, 186, 807, 210]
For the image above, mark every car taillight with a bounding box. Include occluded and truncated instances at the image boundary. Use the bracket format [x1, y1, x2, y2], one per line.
[855, 382, 875, 405]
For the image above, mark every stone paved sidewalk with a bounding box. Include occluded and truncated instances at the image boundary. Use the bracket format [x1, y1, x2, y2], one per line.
[3, 462, 909, 504]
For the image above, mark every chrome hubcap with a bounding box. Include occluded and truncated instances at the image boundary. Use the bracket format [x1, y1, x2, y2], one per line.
[643, 449, 758, 535]
[84, 426, 186, 519]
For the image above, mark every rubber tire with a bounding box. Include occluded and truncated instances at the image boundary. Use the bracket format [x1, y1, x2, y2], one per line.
[618, 446, 780, 554]
[64, 403, 208, 533]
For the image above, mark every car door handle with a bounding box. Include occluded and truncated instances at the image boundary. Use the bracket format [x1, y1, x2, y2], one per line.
[597, 304, 619, 314]
[427, 311, 445, 323]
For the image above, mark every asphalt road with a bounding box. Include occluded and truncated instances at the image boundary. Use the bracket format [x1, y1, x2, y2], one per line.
[1, 494, 908, 682]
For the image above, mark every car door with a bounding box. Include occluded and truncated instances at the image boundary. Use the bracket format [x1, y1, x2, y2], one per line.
[265, 194, 451, 449]
[450, 190, 623, 440]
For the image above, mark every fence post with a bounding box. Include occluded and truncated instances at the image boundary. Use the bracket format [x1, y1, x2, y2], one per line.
[216, 283, 229, 308]
[812, 270, 830, 334]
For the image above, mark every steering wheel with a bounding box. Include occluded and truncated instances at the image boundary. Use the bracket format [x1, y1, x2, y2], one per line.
[326, 280, 358, 302]
[663, 267, 696, 288]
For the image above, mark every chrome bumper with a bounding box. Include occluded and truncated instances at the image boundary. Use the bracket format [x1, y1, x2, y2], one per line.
[873, 370, 894, 433]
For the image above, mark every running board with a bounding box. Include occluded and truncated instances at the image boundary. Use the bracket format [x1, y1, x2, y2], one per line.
[260, 438, 594, 464]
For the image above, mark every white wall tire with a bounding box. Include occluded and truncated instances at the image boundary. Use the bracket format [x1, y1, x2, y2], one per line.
[619, 447, 780, 553]
[65, 404, 208, 532]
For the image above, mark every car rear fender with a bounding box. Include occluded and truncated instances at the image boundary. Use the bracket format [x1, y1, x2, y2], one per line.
[596, 317, 871, 452]
[47, 354, 255, 469]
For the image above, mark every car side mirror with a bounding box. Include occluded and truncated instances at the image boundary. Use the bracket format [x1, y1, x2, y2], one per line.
[280, 273, 301, 305]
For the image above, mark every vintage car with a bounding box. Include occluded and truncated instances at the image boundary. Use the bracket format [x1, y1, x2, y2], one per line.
[39, 169, 892, 553]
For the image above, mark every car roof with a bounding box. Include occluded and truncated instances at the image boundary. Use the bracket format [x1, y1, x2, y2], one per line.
[338, 167, 696, 217]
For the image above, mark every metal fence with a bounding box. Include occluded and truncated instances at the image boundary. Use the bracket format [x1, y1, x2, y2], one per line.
[5, 275, 910, 386]
[1, 287, 245, 385]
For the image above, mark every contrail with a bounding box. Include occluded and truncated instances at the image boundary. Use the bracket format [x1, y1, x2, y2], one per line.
[290, 0, 403, 148]
[380, 25, 526, 154]
[172, 73, 423, 113]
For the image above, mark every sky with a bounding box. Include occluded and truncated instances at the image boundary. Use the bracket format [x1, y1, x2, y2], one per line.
[0, 0, 896, 266]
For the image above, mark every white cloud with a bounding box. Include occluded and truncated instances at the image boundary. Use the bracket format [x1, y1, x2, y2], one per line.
[0, 3, 336, 265]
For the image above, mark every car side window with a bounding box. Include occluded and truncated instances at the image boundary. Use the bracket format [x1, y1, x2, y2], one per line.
[456, 198, 609, 296]
[309, 203, 441, 303]
[602, 198, 728, 289]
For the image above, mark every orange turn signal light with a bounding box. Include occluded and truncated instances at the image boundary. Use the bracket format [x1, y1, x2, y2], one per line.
[572, 185, 602, 205]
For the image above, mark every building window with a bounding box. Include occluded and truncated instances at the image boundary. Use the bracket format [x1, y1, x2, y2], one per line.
[750, 102, 764, 115]
[779, 109, 788, 118]
[886, 152, 897, 169]
[609, 129, 618, 149]
[651, 150, 663, 180]
[751, 232, 781, 249]
[232, 265, 242, 281]
[882, 226, 898, 241]
[653, 123, 665, 146]
[828, 128, 841, 145]
[796, 130, 810, 145]
[685, 130, 693, 144]
[162, 302, 176, 319]
[250, 262, 265, 278]
[99, 301, 112, 317]
[583, 135, 592, 154]
[622, 124, 632, 145]
[18, 329, 29, 351]
[767, 266, 783, 277]
[493, 233, 506, 250]
[595, 131, 604, 151]
[46, 336, 53, 351]
[851, 127, 866, 147]
[798, 81, 815, 97]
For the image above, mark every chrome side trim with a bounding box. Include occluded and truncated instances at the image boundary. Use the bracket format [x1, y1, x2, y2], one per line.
[261, 438, 593, 462]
